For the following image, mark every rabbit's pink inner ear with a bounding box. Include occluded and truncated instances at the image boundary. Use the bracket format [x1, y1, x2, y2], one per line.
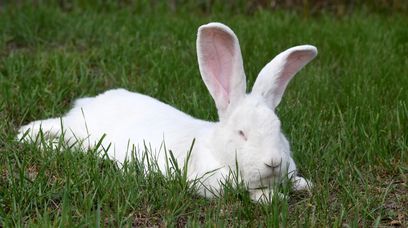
[199, 29, 235, 102]
[201, 30, 234, 95]
[274, 50, 317, 98]
[252, 45, 317, 109]
[279, 51, 317, 84]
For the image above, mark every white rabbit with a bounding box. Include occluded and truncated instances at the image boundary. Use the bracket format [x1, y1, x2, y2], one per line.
[17, 22, 317, 202]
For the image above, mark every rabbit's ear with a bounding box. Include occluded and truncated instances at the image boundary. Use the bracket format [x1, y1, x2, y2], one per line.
[197, 23, 246, 118]
[252, 45, 317, 109]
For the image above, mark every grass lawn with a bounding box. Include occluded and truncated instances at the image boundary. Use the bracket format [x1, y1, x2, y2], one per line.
[1, 2, 407, 227]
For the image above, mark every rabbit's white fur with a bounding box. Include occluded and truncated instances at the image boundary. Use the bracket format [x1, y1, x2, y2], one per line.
[17, 22, 317, 202]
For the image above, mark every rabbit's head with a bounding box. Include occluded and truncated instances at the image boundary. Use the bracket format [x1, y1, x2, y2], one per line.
[197, 23, 317, 188]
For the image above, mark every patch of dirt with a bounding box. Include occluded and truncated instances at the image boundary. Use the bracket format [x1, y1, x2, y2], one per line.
[132, 212, 164, 227]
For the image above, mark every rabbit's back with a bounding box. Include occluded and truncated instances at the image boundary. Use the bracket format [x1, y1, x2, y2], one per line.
[42, 88, 212, 163]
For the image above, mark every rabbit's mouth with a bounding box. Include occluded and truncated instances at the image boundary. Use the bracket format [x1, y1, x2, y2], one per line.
[248, 174, 279, 190]
[248, 169, 281, 188]
[261, 170, 280, 180]
[264, 162, 281, 169]
[265, 161, 282, 174]
[252, 162, 283, 184]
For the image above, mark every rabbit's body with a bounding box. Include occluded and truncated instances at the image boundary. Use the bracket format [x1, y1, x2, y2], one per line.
[18, 22, 317, 202]
[19, 89, 216, 171]
[18, 88, 230, 196]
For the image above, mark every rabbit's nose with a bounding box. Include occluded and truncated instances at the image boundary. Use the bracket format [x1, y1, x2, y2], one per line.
[264, 158, 282, 170]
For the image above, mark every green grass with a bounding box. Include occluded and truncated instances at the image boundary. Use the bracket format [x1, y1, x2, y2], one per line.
[1, 3, 407, 227]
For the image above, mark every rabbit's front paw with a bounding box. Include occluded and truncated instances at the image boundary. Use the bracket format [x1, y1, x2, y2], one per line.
[249, 188, 286, 203]
[292, 176, 313, 191]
